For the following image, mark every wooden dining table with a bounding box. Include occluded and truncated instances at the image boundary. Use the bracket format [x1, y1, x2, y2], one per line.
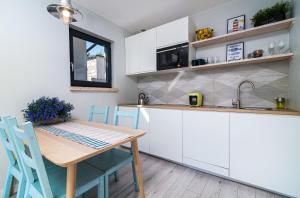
[34, 120, 146, 198]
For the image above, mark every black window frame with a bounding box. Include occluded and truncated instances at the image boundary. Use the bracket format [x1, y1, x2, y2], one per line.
[69, 27, 112, 88]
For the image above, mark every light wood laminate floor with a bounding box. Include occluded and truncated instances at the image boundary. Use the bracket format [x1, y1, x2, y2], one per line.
[85, 153, 287, 198]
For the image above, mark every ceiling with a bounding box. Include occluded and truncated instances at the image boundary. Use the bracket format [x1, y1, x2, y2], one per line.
[75, 0, 230, 34]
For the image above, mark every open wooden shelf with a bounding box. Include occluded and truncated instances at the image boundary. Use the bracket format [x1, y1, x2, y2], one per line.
[191, 18, 294, 48]
[190, 53, 293, 71]
[129, 53, 293, 77]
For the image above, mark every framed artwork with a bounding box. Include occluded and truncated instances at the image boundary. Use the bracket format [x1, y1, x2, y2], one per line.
[226, 42, 244, 62]
[227, 15, 245, 33]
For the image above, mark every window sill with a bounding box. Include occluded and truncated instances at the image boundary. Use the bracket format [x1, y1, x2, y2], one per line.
[70, 86, 119, 93]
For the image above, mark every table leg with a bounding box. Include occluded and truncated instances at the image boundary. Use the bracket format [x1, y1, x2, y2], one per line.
[66, 164, 77, 198]
[131, 139, 145, 198]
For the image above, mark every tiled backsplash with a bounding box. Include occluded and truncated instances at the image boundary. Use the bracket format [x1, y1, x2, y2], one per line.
[137, 61, 289, 108]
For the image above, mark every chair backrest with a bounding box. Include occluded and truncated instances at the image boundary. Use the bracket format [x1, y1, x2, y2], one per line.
[7, 117, 53, 198]
[0, 116, 19, 168]
[88, 105, 109, 124]
[113, 106, 139, 129]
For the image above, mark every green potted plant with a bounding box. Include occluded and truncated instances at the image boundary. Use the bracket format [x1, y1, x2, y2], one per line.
[252, 1, 292, 27]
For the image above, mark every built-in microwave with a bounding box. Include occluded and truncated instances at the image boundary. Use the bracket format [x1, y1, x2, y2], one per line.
[157, 42, 189, 71]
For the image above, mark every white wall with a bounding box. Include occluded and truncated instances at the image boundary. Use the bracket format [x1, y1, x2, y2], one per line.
[289, 0, 300, 111]
[0, 0, 138, 193]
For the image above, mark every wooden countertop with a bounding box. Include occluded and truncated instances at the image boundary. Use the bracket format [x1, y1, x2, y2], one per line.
[120, 104, 300, 116]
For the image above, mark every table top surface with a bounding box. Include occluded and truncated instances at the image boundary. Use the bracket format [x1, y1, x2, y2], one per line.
[35, 120, 145, 167]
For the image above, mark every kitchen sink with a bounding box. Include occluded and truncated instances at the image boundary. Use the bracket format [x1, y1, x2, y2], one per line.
[216, 106, 235, 109]
[240, 107, 273, 111]
[216, 106, 273, 111]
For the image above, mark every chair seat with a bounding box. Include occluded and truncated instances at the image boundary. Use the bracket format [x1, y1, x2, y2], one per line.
[33, 162, 105, 198]
[87, 149, 132, 173]
[32, 158, 62, 179]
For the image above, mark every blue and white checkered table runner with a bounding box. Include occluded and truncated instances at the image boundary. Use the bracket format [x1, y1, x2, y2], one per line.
[38, 122, 131, 149]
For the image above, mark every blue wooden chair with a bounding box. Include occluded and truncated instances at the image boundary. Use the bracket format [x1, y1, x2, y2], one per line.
[88, 105, 110, 124]
[7, 117, 106, 198]
[87, 106, 140, 198]
[0, 116, 26, 198]
[88, 105, 121, 182]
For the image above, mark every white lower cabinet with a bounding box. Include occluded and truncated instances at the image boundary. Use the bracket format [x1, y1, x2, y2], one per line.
[119, 107, 150, 153]
[149, 109, 183, 163]
[230, 113, 300, 198]
[119, 106, 300, 197]
[182, 111, 230, 176]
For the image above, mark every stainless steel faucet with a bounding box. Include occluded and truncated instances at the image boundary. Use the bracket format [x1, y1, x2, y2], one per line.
[232, 80, 256, 109]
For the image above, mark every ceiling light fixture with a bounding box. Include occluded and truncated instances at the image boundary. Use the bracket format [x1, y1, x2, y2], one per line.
[47, 0, 83, 25]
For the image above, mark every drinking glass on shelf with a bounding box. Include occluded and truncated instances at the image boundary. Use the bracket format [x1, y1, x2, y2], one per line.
[214, 56, 219, 63]
[268, 41, 275, 55]
[278, 40, 286, 54]
[208, 56, 214, 64]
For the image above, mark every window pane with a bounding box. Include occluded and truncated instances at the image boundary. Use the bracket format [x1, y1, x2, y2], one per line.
[73, 37, 108, 83]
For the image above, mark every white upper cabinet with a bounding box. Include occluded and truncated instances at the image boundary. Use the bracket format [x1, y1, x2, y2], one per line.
[156, 17, 189, 49]
[125, 34, 141, 75]
[149, 109, 183, 163]
[230, 113, 300, 198]
[125, 29, 157, 75]
[182, 111, 230, 176]
[140, 28, 157, 73]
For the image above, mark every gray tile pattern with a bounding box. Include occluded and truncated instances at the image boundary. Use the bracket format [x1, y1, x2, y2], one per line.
[138, 62, 289, 108]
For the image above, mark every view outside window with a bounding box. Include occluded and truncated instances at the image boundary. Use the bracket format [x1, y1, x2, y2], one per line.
[73, 38, 107, 82]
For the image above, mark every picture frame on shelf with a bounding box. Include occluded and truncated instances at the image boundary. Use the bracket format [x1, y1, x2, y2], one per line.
[226, 42, 244, 62]
[227, 15, 246, 33]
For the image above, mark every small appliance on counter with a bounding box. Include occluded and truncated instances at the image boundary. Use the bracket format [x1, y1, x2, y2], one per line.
[189, 92, 203, 107]
[138, 92, 149, 105]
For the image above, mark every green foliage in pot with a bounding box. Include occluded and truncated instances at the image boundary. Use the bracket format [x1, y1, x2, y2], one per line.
[251, 1, 292, 27]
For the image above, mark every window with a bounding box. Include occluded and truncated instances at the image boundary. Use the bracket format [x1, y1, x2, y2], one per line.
[69, 27, 112, 88]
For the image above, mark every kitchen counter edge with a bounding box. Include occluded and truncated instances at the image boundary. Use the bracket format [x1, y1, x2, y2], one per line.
[119, 104, 300, 116]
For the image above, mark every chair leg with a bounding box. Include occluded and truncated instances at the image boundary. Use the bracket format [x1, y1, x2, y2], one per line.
[105, 174, 109, 198]
[24, 184, 31, 198]
[114, 171, 119, 182]
[3, 172, 13, 198]
[16, 175, 26, 198]
[131, 160, 139, 192]
[98, 177, 105, 198]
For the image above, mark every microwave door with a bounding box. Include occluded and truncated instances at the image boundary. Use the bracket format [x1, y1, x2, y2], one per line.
[157, 48, 179, 70]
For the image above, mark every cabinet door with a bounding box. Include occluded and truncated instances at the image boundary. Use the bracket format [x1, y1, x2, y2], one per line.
[230, 113, 300, 198]
[156, 17, 189, 48]
[140, 28, 157, 73]
[149, 109, 182, 163]
[183, 111, 229, 169]
[119, 107, 150, 153]
[125, 34, 140, 75]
